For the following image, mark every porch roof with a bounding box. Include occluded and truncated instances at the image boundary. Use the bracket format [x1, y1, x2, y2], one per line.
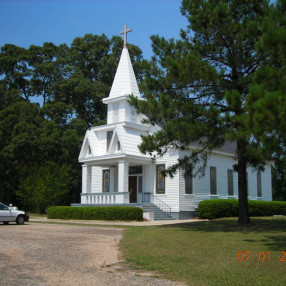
[79, 153, 152, 166]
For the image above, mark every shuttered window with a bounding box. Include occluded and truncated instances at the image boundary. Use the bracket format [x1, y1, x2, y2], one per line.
[227, 169, 234, 196]
[257, 172, 262, 197]
[210, 166, 217, 195]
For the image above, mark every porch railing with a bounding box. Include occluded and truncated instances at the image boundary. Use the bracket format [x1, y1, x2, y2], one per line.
[81, 192, 129, 204]
[143, 193, 172, 217]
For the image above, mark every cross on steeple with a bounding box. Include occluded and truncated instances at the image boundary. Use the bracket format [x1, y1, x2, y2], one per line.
[120, 24, 132, 47]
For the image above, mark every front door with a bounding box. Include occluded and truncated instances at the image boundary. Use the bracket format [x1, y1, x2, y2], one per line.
[129, 176, 137, 203]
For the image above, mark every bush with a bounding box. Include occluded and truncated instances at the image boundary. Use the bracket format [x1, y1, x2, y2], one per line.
[47, 206, 143, 221]
[198, 199, 286, 219]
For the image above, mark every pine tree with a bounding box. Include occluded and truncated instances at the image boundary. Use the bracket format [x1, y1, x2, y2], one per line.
[130, 0, 276, 224]
[250, 0, 286, 201]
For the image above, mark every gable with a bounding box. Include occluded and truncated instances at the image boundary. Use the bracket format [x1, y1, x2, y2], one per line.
[107, 127, 124, 154]
[79, 130, 98, 159]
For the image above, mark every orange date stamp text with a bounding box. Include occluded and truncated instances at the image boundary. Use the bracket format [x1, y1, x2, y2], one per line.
[237, 251, 286, 262]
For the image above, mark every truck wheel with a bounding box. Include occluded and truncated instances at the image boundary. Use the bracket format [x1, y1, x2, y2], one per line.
[3, 222, 9, 225]
[16, 215, 25, 225]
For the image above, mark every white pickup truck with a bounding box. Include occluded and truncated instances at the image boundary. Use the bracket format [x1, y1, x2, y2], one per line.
[0, 202, 29, 225]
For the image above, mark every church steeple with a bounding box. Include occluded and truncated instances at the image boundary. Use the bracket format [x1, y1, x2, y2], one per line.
[108, 47, 140, 98]
[103, 25, 141, 124]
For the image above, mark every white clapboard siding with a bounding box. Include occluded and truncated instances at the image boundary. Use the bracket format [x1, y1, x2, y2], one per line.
[155, 149, 180, 212]
[143, 164, 155, 194]
[94, 130, 108, 155]
[178, 150, 272, 211]
[119, 125, 147, 156]
[261, 164, 272, 201]
[87, 130, 99, 155]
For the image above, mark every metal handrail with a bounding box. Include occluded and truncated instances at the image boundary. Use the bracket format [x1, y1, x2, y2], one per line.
[150, 193, 172, 217]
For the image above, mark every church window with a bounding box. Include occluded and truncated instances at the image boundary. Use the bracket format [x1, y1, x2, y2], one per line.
[257, 172, 262, 197]
[227, 169, 234, 196]
[156, 164, 165, 194]
[102, 169, 110, 192]
[106, 131, 113, 151]
[88, 146, 92, 156]
[210, 166, 217, 195]
[117, 141, 121, 151]
[185, 168, 193, 194]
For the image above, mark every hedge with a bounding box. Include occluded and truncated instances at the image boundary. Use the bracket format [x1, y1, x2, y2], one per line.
[198, 199, 286, 219]
[47, 206, 143, 221]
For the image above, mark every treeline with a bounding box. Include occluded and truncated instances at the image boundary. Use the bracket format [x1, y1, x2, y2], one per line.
[0, 34, 147, 212]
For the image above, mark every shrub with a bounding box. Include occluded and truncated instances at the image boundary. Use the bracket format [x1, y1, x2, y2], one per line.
[198, 199, 286, 219]
[47, 206, 143, 221]
[198, 199, 238, 219]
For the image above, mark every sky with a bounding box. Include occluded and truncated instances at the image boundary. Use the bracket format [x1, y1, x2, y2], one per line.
[0, 0, 188, 59]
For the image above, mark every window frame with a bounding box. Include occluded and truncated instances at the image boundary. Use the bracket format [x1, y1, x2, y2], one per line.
[156, 164, 165, 194]
[106, 131, 113, 151]
[185, 168, 193, 195]
[227, 169, 234, 196]
[210, 166, 217, 195]
[257, 171, 262, 198]
[102, 169, 110, 193]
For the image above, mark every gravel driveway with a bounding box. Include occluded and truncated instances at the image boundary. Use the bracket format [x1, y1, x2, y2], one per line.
[0, 223, 182, 286]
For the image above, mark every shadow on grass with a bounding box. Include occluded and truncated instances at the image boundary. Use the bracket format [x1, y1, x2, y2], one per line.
[158, 217, 286, 233]
[156, 217, 286, 251]
[263, 236, 286, 251]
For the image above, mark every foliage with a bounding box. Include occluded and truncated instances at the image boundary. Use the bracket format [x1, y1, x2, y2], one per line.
[121, 217, 286, 286]
[198, 199, 286, 219]
[47, 206, 143, 221]
[17, 162, 71, 213]
[130, 0, 286, 223]
[250, 0, 286, 201]
[198, 199, 238, 219]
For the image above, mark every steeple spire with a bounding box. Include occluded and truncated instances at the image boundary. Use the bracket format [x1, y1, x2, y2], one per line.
[106, 32, 140, 99]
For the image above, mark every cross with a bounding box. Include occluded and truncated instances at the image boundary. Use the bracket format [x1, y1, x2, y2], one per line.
[120, 24, 132, 47]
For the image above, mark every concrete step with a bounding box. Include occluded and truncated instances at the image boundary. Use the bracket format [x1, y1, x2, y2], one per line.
[142, 203, 174, 220]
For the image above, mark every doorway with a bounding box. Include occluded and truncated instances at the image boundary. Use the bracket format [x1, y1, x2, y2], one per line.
[129, 176, 137, 203]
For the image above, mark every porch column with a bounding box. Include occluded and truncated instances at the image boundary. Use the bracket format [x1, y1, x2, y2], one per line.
[81, 165, 88, 204]
[82, 165, 88, 194]
[118, 160, 129, 203]
[118, 160, 129, 192]
[110, 167, 115, 192]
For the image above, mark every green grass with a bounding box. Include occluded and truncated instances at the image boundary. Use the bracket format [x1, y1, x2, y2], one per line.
[121, 217, 286, 286]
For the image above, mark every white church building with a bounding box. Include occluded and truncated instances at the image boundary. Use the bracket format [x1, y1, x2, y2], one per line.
[77, 26, 272, 220]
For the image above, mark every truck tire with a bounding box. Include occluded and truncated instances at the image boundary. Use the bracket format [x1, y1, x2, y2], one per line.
[16, 215, 25, 225]
[3, 222, 9, 225]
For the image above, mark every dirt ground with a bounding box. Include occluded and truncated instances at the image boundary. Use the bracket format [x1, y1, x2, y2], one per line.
[0, 223, 183, 286]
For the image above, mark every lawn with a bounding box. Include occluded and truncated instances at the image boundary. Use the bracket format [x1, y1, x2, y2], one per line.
[121, 217, 286, 286]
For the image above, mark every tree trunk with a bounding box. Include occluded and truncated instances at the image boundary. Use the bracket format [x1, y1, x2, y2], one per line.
[237, 139, 250, 224]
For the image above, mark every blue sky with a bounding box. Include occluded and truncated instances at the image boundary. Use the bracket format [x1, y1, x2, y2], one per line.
[0, 0, 188, 59]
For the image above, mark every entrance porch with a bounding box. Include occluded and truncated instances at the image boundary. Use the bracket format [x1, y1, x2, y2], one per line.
[80, 155, 154, 205]
[78, 154, 174, 220]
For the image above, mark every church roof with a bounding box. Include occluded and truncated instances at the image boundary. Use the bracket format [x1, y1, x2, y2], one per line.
[108, 47, 140, 98]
